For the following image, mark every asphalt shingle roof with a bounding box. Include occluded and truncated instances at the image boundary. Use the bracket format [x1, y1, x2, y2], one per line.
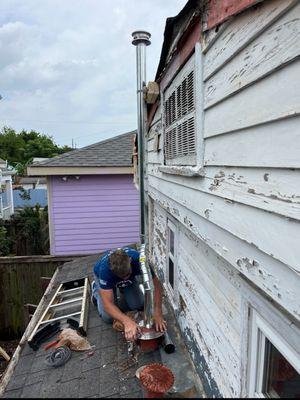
[1, 251, 161, 399]
[30, 131, 136, 168]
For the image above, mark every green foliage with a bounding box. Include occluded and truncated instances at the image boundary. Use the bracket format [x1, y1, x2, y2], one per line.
[11, 205, 49, 254]
[0, 126, 72, 174]
[18, 187, 31, 201]
[0, 226, 11, 256]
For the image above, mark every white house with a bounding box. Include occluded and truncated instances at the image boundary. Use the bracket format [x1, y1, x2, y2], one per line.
[144, 0, 300, 397]
[0, 158, 15, 220]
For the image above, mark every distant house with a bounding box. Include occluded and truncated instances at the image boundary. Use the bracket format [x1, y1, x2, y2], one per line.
[14, 177, 47, 190]
[144, 0, 300, 398]
[27, 131, 139, 256]
[0, 158, 15, 220]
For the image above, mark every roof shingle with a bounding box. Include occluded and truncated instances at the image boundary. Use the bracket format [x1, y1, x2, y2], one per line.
[30, 131, 136, 168]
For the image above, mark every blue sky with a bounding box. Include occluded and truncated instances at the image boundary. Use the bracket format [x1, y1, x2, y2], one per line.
[0, 0, 186, 148]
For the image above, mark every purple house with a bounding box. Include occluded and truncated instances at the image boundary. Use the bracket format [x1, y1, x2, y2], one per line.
[27, 131, 139, 255]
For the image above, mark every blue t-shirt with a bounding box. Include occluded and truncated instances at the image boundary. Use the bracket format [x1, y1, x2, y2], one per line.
[94, 247, 150, 290]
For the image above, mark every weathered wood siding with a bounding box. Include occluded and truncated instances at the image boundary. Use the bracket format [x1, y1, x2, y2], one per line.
[147, 0, 300, 397]
[49, 175, 139, 255]
[0, 256, 75, 339]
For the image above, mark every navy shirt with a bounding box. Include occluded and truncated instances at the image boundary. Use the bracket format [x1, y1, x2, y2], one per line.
[93, 247, 153, 290]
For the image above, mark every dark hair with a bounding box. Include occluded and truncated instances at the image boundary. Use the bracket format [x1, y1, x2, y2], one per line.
[109, 249, 131, 278]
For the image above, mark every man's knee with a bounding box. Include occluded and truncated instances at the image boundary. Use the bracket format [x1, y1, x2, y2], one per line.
[101, 313, 113, 324]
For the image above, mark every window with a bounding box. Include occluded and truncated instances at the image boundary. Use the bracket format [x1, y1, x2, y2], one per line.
[248, 309, 300, 398]
[166, 219, 178, 305]
[164, 53, 196, 166]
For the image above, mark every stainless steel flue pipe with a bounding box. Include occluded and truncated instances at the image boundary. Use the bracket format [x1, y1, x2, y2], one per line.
[132, 30, 154, 328]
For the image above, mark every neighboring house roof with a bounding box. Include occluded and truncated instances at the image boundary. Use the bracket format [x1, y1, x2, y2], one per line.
[18, 177, 47, 185]
[27, 131, 136, 176]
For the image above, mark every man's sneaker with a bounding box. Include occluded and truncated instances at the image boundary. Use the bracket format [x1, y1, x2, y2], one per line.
[91, 281, 97, 306]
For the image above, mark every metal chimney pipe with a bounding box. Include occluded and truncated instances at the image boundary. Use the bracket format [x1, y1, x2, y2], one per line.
[132, 30, 150, 242]
[132, 30, 154, 328]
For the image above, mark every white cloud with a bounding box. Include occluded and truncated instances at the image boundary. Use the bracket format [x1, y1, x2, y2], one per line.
[0, 0, 186, 147]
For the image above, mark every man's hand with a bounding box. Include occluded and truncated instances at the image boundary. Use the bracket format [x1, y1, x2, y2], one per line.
[153, 310, 167, 332]
[123, 318, 141, 342]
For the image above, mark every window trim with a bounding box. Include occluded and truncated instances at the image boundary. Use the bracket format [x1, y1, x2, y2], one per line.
[160, 42, 204, 177]
[248, 309, 300, 398]
[165, 218, 179, 308]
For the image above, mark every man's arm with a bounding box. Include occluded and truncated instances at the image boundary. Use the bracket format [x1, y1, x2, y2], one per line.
[152, 275, 167, 332]
[99, 289, 141, 342]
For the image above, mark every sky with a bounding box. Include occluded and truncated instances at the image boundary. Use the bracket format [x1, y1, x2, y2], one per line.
[0, 0, 186, 148]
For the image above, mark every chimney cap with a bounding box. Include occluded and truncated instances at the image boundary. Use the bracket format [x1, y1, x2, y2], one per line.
[132, 30, 151, 46]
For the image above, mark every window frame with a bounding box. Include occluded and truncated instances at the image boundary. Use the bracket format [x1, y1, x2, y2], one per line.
[248, 309, 300, 398]
[165, 218, 178, 307]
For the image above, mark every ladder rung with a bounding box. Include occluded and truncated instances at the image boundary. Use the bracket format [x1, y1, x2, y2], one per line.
[40, 312, 81, 325]
[57, 287, 84, 295]
[49, 297, 83, 309]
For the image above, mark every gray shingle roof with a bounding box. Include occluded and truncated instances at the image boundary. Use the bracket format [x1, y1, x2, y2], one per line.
[30, 131, 136, 168]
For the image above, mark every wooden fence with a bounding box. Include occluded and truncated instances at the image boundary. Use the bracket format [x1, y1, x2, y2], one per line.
[0, 256, 77, 339]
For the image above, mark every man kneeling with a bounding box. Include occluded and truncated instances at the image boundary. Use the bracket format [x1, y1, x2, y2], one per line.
[92, 247, 166, 342]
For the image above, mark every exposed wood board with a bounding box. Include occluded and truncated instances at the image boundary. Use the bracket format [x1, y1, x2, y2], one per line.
[204, 58, 300, 137]
[148, 176, 300, 274]
[202, 20, 230, 54]
[205, 0, 263, 31]
[204, 115, 300, 168]
[149, 104, 162, 129]
[148, 164, 300, 221]
[151, 202, 168, 276]
[204, 4, 300, 108]
[149, 186, 300, 320]
[0, 346, 10, 362]
[204, 0, 297, 80]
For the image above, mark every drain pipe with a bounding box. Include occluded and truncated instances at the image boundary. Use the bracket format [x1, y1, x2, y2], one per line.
[132, 30, 154, 329]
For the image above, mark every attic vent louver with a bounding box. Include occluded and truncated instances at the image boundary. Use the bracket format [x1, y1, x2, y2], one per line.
[164, 58, 196, 166]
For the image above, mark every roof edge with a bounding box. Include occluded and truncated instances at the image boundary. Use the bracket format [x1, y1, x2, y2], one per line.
[27, 166, 134, 176]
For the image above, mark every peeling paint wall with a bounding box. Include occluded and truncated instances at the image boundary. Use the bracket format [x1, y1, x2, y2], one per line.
[147, 0, 300, 397]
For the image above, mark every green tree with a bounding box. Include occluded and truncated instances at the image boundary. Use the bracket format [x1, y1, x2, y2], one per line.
[0, 127, 73, 174]
[0, 226, 11, 256]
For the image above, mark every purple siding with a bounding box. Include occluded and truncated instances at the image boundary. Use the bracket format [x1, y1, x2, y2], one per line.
[49, 175, 140, 255]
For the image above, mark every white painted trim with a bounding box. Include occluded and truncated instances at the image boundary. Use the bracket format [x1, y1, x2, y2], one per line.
[158, 165, 204, 177]
[195, 42, 205, 169]
[165, 217, 179, 309]
[47, 177, 54, 255]
[160, 44, 205, 177]
[27, 166, 133, 176]
[249, 309, 300, 397]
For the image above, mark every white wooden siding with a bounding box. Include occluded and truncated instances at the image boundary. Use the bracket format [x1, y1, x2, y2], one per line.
[147, 0, 300, 397]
